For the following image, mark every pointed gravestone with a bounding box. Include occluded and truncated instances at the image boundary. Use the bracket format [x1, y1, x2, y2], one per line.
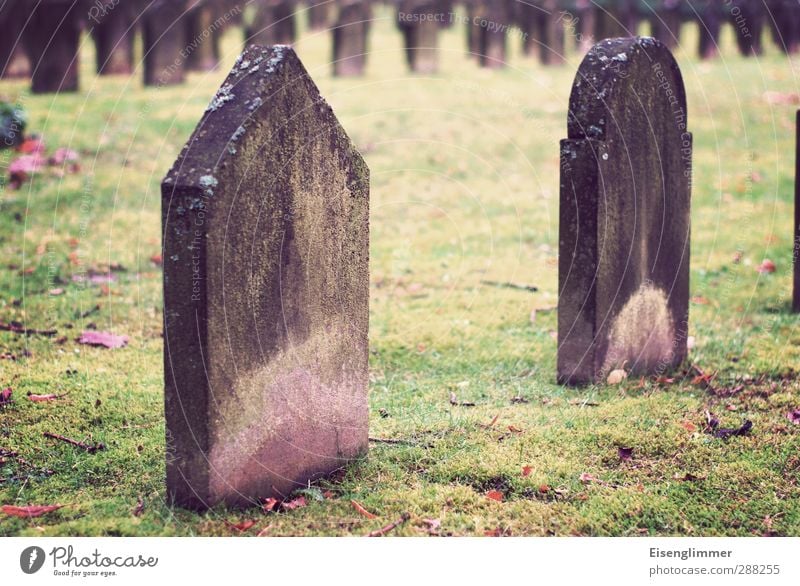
[558, 37, 692, 385]
[162, 45, 370, 509]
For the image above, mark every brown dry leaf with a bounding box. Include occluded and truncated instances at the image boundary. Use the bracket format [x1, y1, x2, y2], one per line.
[227, 519, 256, 532]
[280, 496, 306, 511]
[1, 504, 63, 518]
[681, 420, 698, 433]
[27, 392, 66, 403]
[579, 472, 597, 483]
[485, 490, 504, 502]
[507, 425, 523, 433]
[351, 499, 377, 519]
[607, 369, 627, 385]
[262, 497, 279, 512]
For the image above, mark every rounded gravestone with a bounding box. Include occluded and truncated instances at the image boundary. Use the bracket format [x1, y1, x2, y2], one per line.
[558, 37, 692, 385]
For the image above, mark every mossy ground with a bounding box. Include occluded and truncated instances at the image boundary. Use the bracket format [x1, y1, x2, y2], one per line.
[1, 8, 799, 536]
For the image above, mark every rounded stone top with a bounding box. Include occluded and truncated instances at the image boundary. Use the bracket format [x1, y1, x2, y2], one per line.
[567, 37, 688, 141]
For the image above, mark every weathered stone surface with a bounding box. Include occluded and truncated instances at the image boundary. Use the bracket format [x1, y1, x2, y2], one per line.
[558, 37, 691, 385]
[162, 45, 369, 509]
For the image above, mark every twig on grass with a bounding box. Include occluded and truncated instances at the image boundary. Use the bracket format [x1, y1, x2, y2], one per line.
[480, 280, 538, 293]
[43, 432, 105, 453]
[367, 512, 411, 537]
[0, 322, 57, 337]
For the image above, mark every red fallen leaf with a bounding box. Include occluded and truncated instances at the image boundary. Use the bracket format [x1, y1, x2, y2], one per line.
[1, 504, 63, 518]
[281, 496, 306, 511]
[77, 331, 129, 349]
[654, 376, 675, 384]
[522, 465, 533, 477]
[507, 425, 523, 433]
[17, 136, 45, 155]
[484, 528, 502, 537]
[538, 484, 550, 494]
[262, 497, 279, 512]
[0, 387, 12, 405]
[691, 296, 710, 305]
[681, 420, 697, 433]
[757, 259, 776, 274]
[617, 447, 634, 461]
[322, 491, 335, 499]
[150, 254, 163, 267]
[27, 392, 66, 403]
[486, 490, 504, 502]
[351, 499, 377, 519]
[227, 519, 256, 532]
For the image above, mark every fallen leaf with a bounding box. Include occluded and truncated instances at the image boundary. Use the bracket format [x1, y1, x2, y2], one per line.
[0, 387, 12, 405]
[351, 499, 377, 519]
[77, 331, 129, 349]
[507, 425, 523, 433]
[27, 393, 66, 403]
[262, 497, 279, 512]
[607, 369, 627, 385]
[150, 254, 163, 267]
[522, 465, 533, 477]
[421, 518, 441, 534]
[227, 519, 256, 532]
[787, 409, 800, 425]
[681, 420, 697, 433]
[49, 288, 64, 296]
[712, 419, 753, 439]
[579, 472, 597, 483]
[485, 490, 504, 502]
[484, 527, 502, 537]
[1, 504, 63, 518]
[757, 259, 776, 274]
[280, 496, 306, 511]
[538, 485, 550, 494]
[617, 447, 634, 461]
[691, 296, 710, 305]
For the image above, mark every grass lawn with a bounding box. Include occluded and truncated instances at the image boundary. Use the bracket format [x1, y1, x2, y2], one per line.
[1, 7, 799, 536]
